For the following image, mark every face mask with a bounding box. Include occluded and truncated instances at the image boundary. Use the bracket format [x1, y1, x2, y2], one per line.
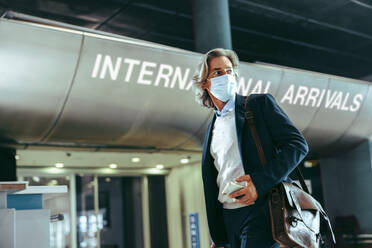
[209, 74, 237, 102]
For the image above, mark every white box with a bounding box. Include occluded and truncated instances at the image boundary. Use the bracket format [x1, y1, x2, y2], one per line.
[16, 209, 50, 248]
[0, 208, 16, 248]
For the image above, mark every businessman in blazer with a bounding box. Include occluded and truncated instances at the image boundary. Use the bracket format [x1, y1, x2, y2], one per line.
[192, 48, 309, 248]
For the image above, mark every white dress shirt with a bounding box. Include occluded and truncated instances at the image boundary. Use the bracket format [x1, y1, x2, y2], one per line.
[210, 107, 247, 209]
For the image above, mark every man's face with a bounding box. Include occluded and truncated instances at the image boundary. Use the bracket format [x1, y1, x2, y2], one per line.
[202, 56, 234, 91]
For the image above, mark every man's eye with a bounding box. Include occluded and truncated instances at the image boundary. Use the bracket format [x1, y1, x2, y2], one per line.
[227, 69, 233, 74]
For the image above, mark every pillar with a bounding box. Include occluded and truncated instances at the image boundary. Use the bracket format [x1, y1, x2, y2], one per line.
[0, 147, 17, 181]
[192, 0, 232, 53]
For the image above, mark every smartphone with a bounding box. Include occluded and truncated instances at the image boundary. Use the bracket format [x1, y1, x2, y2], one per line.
[221, 181, 245, 196]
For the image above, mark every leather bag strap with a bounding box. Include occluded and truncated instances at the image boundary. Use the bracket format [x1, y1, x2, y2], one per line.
[244, 95, 309, 193]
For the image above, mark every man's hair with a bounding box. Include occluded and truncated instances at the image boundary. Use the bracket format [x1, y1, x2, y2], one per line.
[192, 48, 240, 108]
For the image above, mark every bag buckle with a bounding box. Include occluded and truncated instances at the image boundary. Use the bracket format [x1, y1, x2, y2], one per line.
[316, 233, 324, 244]
[288, 216, 301, 228]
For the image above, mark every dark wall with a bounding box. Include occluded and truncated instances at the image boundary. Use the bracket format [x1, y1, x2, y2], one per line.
[121, 177, 144, 248]
[148, 176, 169, 248]
[99, 177, 125, 248]
[320, 139, 372, 233]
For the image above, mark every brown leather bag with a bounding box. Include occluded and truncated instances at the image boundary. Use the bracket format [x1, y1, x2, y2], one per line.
[244, 95, 336, 248]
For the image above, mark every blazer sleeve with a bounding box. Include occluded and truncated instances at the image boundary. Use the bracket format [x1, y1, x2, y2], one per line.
[249, 93, 309, 198]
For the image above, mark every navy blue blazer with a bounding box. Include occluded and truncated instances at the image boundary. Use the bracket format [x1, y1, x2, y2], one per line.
[201, 93, 309, 246]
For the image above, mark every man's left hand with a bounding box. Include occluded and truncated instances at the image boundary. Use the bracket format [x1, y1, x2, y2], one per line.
[228, 175, 258, 205]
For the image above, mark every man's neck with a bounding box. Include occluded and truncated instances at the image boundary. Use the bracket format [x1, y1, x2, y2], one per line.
[215, 101, 227, 111]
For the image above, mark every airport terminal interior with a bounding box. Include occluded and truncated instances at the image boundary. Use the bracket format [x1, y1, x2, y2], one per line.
[0, 0, 372, 248]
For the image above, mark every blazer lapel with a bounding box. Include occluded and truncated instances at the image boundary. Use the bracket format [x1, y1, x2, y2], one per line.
[235, 94, 246, 164]
[201, 114, 216, 166]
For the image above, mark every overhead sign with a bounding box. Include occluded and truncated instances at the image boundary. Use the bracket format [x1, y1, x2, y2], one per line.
[1, 18, 370, 154]
[90, 54, 364, 113]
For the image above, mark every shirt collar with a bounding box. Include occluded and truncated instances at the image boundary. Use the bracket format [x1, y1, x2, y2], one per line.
[214, 93, 236, 117]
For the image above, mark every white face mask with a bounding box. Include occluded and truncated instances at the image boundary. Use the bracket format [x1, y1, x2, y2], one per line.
[209, 74, 237, 102]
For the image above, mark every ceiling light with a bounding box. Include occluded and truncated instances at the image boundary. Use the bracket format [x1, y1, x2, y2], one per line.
[304, 160, 318, 168]
[32, 176, 40, 182]
[105, 177, 111, 183]
[48, 179, 58, 186]
[55, 163, 64, 168]
[149, 168, 161, 174]
[131, 157, 140, 163]
[48, 167, 62, 174]
[15, 154, 20, 160]
[109, 163, 118, 169]
[101, 168, 114, 174]
[304, 161, 312, 167]
[156, 164, 164, 169]
[180, 158, 189, 164]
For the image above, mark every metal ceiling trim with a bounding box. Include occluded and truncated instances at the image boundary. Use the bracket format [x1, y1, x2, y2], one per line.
[0, 141, 202, 154]
[17, 167, 170, 176]
[1, 10, 196, 55]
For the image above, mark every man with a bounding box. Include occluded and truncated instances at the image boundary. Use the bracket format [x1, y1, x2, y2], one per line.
[192, 48, 309, 248]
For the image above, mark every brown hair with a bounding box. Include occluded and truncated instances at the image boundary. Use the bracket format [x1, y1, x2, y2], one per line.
[192, 48, 240, 108]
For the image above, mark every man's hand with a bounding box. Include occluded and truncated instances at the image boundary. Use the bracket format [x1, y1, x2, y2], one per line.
[228, 175, 258, 205]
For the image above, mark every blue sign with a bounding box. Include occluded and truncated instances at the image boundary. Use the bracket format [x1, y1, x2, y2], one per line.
[189, 213, 200, 248]
[7, 194, 43, 210]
